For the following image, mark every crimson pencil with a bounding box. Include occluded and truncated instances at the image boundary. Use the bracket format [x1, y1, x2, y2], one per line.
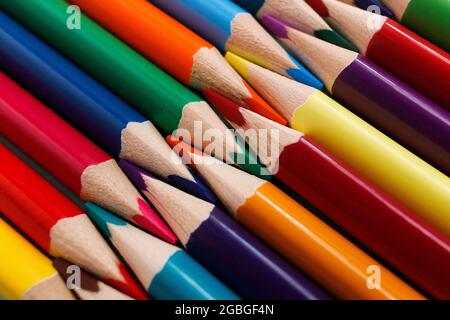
[0, 144, 147, 299]
[0, 72, 175, 243]
[207, 89, 450, 299]
[305, 0, 450, 109]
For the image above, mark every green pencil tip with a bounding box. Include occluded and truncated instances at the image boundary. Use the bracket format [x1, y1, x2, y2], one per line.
[315, 29, 359, 52]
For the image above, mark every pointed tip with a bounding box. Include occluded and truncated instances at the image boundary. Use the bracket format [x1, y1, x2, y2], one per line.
[204, 88, 247, 127]
[314, 29, 358, 51]
[166, 135, 202, 165]
[84, 202, 127, 239]
[225, 52, 250, 78]
[119, 159, 151, 191]
[134, 198, 177, 244]
[261, 15, 289, 38]
[261, 15, 323, 89]
[241, 82, 288, 125]
[109, 263, 149, 300]
[86, 198, 177, 245]
[305, 0, 330, 17]
[286, 63, 324, 89]
[83, 203, 149, 299]
[120, 156, 218, 205]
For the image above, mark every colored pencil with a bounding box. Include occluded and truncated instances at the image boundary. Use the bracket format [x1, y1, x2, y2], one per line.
[0, 0, 262, 177]
[120, 160, 331, 300]
[0, 72, 175, 244]
[0, 144, 148, 300]
[305, 0, 450, 109]
[337, 0, 394, 18]
[166, 138, 425, 300]
[206, 89, 450, 299]
[149, 0, 323, 88]
[84, 203, 240, 300]
[0, 11, 217, 205]
[53, 259, 133, 300]
[0, 219, 75, 300]
[262, 16, 450, 175]
[68, 0, 286, 125]
[225, 52, 450, 239]
[231, 0, 357, 50]
[382, 0, 450, 51]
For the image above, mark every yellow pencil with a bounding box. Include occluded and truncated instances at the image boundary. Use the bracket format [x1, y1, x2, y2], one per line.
[0, 219, 75, 300]
[226, 52, 450, 238]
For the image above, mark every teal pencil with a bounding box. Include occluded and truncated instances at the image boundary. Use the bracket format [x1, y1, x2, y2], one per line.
[85, 203, 240, 300]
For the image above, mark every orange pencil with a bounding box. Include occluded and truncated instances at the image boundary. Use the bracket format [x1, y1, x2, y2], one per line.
[166, 136, 425, 300]
[69, 0, 285, 125]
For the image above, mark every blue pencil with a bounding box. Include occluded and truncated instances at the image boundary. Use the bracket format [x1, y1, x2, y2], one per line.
[120, 160, 331, 300]
[150, 0, 323, 89]
[84, 203, 240, 300]
[0, 11, 217, 204]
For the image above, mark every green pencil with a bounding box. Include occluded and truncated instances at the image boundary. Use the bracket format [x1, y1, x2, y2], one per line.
[382, 0, 450, 51]
[0, 0, 265, 176]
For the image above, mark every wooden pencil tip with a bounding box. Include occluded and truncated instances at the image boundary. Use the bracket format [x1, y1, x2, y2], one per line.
[305, 0, 330, 17]
[109, 263, 149, 300]
[165, 135, 204, 167]
[260, 15, 289, 39]
[225, 52, 250, 78]
[204, 88, 247, 127]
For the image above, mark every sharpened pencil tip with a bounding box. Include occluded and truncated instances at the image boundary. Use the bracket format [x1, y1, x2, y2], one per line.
[204, 88, 247, 127]
[261, 15, 289, 38]
[314, 29, 358, 52]
[134, 198, 178, 244]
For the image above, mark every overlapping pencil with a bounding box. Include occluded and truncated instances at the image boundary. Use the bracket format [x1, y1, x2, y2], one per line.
[0, 11, 217, 205]
[0, 0, 262, 177]
[305, 0, 450, 109]
[120, 160, 330, 300]
[337, 0, 394, 18]
[84, 203, 240, 300]
[232, 0, 357, 50]
[262, 17, 450, 175]
[0, 219, 75, 300]
[206, 89, 450, 299]
[149, 0, 323, 88]
[166, 137, 425, 300]
[0, 144, 147, 299]
[225, 52, 450, 239]
[382, 0, 450, 51]
[0, 72, 175, 243]
[68, 0, 286, 125]
[53, 259, 133, 300]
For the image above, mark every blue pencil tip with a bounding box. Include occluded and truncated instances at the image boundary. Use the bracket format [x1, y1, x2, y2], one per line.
[287, 64, 324, 90]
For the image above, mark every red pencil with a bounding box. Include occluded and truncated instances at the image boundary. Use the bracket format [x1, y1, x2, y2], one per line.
[0, 72, 175, 244]
[305, 0, 450, 109]
[206, 89, 450, 299]
[0, 144, 147, 299]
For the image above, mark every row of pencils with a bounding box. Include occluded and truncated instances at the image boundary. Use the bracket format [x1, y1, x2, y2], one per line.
[0, 0, 449, 300]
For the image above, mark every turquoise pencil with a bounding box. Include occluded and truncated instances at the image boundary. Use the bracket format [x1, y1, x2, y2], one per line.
[85, 203, 240, 300]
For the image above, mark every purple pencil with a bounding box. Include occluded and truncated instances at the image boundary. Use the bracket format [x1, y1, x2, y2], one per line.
[119, 160, 330, 300]
[262, 15, 450, 174]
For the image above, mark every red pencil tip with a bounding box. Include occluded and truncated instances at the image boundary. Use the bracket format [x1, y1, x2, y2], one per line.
[242, 83, 288, 126]
[204, 88, 247, 126]
[107, 263, 149, 300]
[133, 199, 178, 244]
